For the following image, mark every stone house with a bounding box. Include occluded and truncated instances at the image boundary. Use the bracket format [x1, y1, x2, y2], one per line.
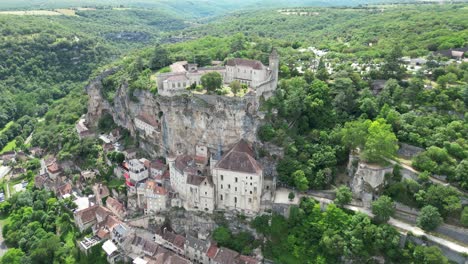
[81, 170, 96, 181]
[74, 205, 100, 232]
[135, 113, 161, 137]
[185, 175, 215, 213]
[184, 235, 210, 264]
[76, 117, 94, 139]
[154, 227, 186, 256]
[106, 197, 127, 220]
[128, 159, 149, 183]
[46, 161, 62, 179]
[111, 223, 130, 245]
[211, 140, 264, 215]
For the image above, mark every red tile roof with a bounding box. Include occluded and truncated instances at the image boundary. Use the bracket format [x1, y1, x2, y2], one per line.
[206, 244, 219, 259]
[215, 140, 262, 174]
[47, 162, 61, 173]
[75, 205, 99, 224]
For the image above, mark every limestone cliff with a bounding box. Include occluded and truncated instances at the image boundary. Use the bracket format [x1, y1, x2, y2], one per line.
[85, 69, 262, 158]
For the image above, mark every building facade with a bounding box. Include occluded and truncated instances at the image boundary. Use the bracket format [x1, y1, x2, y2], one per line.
[157, 50, 279, 100]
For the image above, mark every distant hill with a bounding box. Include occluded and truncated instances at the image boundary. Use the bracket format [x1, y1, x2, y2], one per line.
[0, 0, 423, 17]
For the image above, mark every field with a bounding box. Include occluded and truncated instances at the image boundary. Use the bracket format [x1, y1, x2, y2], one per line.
[0, 140, 16, 154]
[0, 8, 80, 16]
[0, 10, 62, 16]
[0, 122, 13, 135]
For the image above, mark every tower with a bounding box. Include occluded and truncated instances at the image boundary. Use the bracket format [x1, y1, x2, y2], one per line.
[269, 48, 279, 82]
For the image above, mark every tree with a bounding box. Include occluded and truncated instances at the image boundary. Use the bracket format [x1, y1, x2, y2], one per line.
[417, 205, 442, 231]
[413, 245, 449, 264]
[288, 192, 295, 201]
[461, 207, 468, 227]
[229, 80, 241, 95]
[371, 195, 395, 223]
[213, 227, 231, 245]
[334, 186, 352, 207]
[293, 170, 309, 192]
[362, 118, 398, 163]
[0, 248, 24, 264]
[150, 44, 170, 70]
[201, 72, 223, 92]
[341, 119, 371, 149]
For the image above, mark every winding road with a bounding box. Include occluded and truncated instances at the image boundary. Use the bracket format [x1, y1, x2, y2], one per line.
[307, 195, 468, 255]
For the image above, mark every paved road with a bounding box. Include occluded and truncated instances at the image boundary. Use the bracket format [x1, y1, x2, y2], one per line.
[0, 223, 7, 257]
[305, 194, 468, 255]
[0, 166, 11, 180]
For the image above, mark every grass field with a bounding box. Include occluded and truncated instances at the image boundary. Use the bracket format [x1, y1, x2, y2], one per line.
[0, 121, 13, 135]
[0, 140, 16, 154]
[0, 10, 62, 15]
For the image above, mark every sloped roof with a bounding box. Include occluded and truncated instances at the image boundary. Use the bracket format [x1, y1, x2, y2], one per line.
[215, 140, 262, 174]
[186, 174, 206, 186]
[214, 247, 240, 264]
[47, 162, 61, 173]
[75, 205, 98, 224]
[226, 58, 265, 70]
[206, 244, 219, 258]
[136, 113, 159, 127]
[174, 155, 195, 173]
[106, 197, 126, 215]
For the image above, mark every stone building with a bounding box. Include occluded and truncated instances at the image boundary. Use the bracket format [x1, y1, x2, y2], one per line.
[211, 140, 264, 215]
[157, 50, 279, 101]
[167, 140, 270, 215]
[128, 159, 149, 183]
[136, 180, 168, 214]
[135, 113, 161, 137]
[106, 197, 127, 220]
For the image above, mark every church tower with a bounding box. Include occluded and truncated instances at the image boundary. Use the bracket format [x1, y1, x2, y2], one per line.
[269, 48, 279, 82]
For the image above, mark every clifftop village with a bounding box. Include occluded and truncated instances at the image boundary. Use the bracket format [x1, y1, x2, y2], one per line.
[26, 52, 282, 264]
[0, 45, 467, 264]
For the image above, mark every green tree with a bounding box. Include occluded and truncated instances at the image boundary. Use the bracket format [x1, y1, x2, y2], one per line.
[150, 44, 170, 70]
[229, 81, 242, 95]
[213, 226, 231, 245]
[0, 248, 24, 264]
[341, 119, 371, 149]
[293, 170, 309, 192]
[334, 185, 352, 207]
[363, 118, 398, 163]
[371, 195, 395, 223]
[417, 205, 442, 231]
[413, 245, 449, 264]
[461, 207, 468, 227]
[201, 72, 223, 92]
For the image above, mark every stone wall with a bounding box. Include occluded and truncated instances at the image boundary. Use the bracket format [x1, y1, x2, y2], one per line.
[397, 143, 425, 158]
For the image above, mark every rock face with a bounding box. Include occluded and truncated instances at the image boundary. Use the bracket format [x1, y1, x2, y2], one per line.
[352, 161, 393, 207]
[85, 70, 262, 157]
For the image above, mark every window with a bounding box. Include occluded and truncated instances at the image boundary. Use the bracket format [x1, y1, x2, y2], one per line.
[234, 197, 237, 203]
[205, 192, 207, 195]
[250, 191, 252, 194]
[221, 184, 223, 189]
[249, 198, 252, 203]
[228, 184, 231, 189]
[235, 177, 238, 183]
[221, 175, 224, 181]
[220, 195, 223, 200]
[235, 187, 237, 192]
